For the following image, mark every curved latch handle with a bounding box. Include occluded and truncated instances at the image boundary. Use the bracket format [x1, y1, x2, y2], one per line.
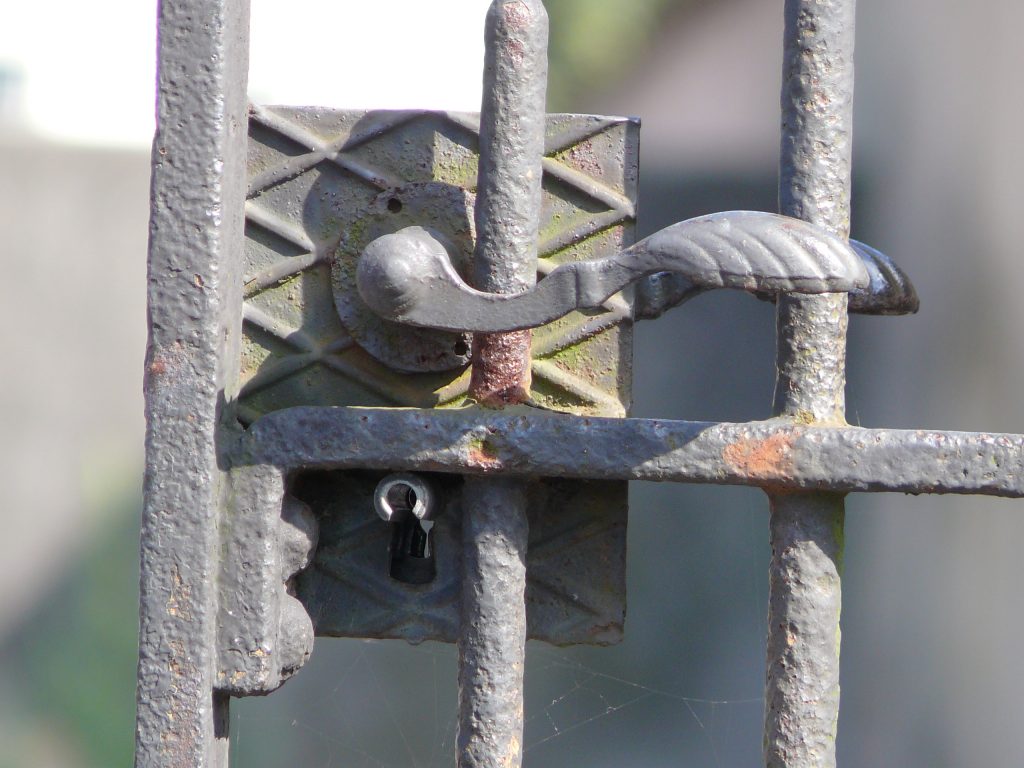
[636, 237, 919, 320]
[356, 210, 914, 333]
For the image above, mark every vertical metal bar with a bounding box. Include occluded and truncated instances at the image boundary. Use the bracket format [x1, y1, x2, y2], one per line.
[468, 0, 548, 406]
[764, 1, 855, 766]
[458, 2, 547, 767]
[136, 0, 250, 764]
[459, 477, 532, 768]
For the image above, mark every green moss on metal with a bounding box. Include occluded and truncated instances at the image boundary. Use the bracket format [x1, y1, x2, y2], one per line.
[831, 509, 846, 576]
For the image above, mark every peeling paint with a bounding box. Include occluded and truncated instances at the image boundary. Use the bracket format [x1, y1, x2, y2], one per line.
[166, 564, 194, 620]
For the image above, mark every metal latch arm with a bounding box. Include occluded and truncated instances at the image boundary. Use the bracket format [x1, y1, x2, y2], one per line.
[637, 238, 919, 319]
[356, 210, 908, 333]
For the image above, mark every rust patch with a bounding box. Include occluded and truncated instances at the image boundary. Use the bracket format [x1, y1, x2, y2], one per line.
[166, 564, 193, 620]
[161, 638, 200, 761]
[503, 0, 532, 29]
[146, 340, 184, 382]
[470, 330, 532, 406]
[504, 37, 525, 67]
[566, 140, 603, 177]
[467, 435, 502, 468]
[500, 1, 532, 66]
[723, 433, 796, 479]
[502, 734, 522, 768]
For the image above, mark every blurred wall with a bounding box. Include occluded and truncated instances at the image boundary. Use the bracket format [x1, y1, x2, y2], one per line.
[0, 140, 147, 634]
[602, 0, 1024, 765]
[0, 139, 148, 764]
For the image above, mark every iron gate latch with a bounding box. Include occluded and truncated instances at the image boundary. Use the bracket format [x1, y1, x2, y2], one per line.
[219, 27, 917, 702]
[221, 107, 919, 693]
[139, 0, 1024, 765]
[221, 106, 645, 694]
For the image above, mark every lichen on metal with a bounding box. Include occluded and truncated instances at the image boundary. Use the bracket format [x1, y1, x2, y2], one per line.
[240, 106, 638, 420]
[236, 105, 636, 655]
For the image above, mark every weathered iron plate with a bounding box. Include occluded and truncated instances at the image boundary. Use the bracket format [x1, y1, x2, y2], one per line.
[240, 107, 638, 644]
[292, 471, 627, 645]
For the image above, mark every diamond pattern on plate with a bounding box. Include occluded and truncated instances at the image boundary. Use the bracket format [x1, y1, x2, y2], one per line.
[240, 106, 638, 421]
[241, 107, 638, 645]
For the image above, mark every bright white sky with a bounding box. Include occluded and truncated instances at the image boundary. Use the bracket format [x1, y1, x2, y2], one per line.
[0, 0, 490, 147]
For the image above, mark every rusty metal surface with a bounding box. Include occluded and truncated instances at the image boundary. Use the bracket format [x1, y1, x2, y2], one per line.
[765, 1, 858, 765]
[458, 4, 547, 768]
[140, 0, 1020, 763]
[136, 0, 250, 764]
[240, 106, 638, 419]
[467, 0, 547, 405]
[236, 101, 636, 674]
[235, 99, 636, 700]
[235, 406, 1024, 498]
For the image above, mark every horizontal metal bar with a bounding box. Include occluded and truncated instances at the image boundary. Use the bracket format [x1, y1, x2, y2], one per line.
[236, 407, 1024, 498]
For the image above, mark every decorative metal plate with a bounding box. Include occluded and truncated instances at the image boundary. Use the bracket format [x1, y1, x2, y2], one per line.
[291, 471, 627, 646]
[241, 107, 638, 644]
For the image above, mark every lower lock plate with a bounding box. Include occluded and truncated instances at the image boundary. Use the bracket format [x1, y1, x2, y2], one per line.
[240, 107, 639, 644]
[292, 471, 627, 645]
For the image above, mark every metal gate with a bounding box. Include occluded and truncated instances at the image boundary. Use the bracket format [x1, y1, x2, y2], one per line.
[135, 1, 1020, 766]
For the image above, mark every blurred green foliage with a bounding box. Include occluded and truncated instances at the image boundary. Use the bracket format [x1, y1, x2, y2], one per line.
[3, 499, 139, 767]
[545, 0, 692, 109]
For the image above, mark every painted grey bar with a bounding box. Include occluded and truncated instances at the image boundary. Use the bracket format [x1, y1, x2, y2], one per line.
[236, 407, 1024, 499]
[136, 0, 250, 764]
[767, 0, 858, 763]
[459, 2, 549, 767]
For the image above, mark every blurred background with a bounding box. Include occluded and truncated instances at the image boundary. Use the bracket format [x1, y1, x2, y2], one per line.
[2, 0, 1023, 765]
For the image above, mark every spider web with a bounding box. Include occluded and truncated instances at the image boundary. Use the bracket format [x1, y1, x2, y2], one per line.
[231, 486, 769, 767]
[230, 639, 761, 767]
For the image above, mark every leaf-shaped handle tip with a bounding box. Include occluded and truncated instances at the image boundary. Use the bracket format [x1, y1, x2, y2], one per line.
[848, 240, 919, 315]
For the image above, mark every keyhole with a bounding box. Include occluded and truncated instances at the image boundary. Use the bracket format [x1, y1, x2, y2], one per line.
[389, 517, 436, 584]
[385, 483, 417, 515]
[373, 474, 439, 585]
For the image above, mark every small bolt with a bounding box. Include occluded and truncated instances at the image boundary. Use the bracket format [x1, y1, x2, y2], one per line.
[373, 473, 437, 522]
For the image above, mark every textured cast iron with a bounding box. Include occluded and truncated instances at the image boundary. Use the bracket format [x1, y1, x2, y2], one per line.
[136, 0, 249, 763]
[457, 5, 546, 765]
[356, 211, 891, 333]
[636, 236, 919, 319]
[238, 105, 636, 659]
[215, 484, 317, 697]
[235, 407, 1024, 498]
[139, 0, 1021, 765]
[765, 2, 857, 765]
[240, 106, 638, 419]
